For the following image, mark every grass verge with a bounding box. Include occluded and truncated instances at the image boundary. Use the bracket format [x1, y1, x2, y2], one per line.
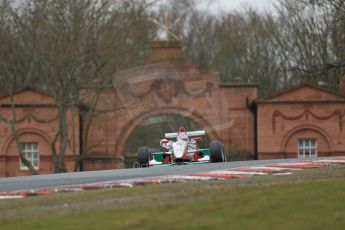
[1, 166, 345, 229]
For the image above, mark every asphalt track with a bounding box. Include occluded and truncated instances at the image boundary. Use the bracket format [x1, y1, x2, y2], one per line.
[0, 158, 311, 192]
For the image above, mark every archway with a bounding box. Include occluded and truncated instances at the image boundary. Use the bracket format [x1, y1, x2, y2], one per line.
[123, 114, 209, 168]
[2, 128, 52, 176]
[281, 125, 332, 158]
[116, 107, 219, 155]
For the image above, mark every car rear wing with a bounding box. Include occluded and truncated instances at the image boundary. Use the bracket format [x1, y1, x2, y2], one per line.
[165, 130, 206, 139]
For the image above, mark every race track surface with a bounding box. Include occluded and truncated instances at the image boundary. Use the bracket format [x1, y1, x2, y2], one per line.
[0, 158, 316, 192]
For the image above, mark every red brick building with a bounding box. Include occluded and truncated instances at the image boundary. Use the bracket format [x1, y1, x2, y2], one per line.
[257, 82, 345, 159]
[0, 88, 78, 177]
[1, 41, 345, 177]
[0, 41, 256, 177]
[83, 41, 257, 170]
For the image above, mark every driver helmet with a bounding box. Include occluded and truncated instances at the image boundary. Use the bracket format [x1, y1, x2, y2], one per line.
[178, 133, 188, 141]
[160, 138, 169, 147]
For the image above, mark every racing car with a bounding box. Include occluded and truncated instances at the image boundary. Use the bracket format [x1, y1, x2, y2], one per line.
[137, 127, 226, 167]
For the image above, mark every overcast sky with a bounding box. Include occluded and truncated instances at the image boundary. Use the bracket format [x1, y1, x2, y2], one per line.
[203, 0, 278, 14]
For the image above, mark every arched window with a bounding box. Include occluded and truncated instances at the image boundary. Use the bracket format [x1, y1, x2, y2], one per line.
[19, 142, 39, 170]
[297, 139, 317, 158]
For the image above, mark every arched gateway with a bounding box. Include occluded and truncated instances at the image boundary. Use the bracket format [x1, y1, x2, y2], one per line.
[83, 41, 257, 170]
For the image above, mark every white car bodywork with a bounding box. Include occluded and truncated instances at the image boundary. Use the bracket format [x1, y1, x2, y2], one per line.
[148, 128, 210, 166]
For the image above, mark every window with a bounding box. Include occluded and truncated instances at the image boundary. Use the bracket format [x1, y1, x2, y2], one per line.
[20, 143, 39, 170]
[298, 139, 317, 158]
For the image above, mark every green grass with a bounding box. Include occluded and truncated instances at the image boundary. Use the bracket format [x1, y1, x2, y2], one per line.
[1, 167, 345, 229]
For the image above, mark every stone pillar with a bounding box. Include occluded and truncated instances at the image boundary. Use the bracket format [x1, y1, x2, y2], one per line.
[340, 77, 345, 93]
[340, 67, 345, 93]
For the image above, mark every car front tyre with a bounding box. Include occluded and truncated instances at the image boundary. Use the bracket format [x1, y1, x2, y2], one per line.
[137, 146, 151, 167]
[210, 141, 226, 163]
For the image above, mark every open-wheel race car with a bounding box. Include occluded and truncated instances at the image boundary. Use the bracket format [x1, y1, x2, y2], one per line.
[137, 127, 226, 167]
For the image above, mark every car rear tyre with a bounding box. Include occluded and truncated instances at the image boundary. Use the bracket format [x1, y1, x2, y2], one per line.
[138, 146, 151, 167]
[210, 141, 226, 163]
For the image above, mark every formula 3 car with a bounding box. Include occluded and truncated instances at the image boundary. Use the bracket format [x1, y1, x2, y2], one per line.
[137, 127, 226, 167]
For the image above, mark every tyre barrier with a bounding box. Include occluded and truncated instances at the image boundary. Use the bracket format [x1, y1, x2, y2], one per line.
[1, 158, 345, 200]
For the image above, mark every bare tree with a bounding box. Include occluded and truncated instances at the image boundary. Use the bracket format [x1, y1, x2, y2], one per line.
[181, 0, 345, 95]
[271, 0, 345, 89]
[0, 91, 39, 175]
[0, 0, 153, 173]
[200, 11, 282, 96]
[182, 11, 219, 68]
[0, 1, 39, 174]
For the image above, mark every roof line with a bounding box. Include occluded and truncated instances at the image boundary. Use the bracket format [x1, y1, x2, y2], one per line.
[0, 86, 54, 100]
[257, 81, 345, 101]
